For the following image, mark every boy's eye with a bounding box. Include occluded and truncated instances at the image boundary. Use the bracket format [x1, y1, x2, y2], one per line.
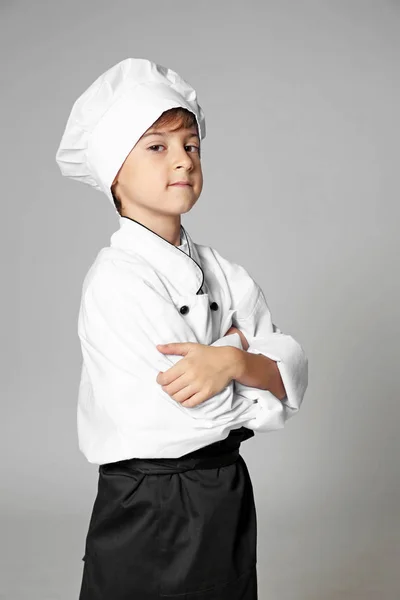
[148, 145, 200, 153]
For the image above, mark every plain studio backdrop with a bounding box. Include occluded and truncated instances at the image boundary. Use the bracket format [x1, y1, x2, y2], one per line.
[1, 1, 399, 599]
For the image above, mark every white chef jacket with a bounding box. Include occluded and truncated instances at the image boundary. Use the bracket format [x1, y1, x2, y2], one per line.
[77, 216, 308, 464]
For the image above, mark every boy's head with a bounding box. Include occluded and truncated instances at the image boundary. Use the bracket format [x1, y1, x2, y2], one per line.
[55, 58, 206, 216]
[110, 106, 203, 220]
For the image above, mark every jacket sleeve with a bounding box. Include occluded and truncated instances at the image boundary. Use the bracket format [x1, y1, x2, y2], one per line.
[209, 248, 309, 431]
[78, 260, 261, 428]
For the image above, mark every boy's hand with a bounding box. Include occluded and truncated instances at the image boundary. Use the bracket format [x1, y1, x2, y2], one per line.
[156, 342, 238, 408]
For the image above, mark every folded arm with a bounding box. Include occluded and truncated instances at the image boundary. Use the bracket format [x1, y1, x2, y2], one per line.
[206, 248, 309, 430]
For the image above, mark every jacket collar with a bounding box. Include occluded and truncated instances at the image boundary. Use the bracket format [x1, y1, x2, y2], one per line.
[109, 216, 205, 295]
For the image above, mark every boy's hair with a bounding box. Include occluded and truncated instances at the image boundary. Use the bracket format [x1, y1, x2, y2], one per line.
[111, 107, 198, 216]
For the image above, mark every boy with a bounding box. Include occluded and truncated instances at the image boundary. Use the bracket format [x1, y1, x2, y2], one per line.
[56, 57, 308, 600]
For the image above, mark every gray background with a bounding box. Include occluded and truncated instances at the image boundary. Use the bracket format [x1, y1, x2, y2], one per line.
[2, 1, 399, 598]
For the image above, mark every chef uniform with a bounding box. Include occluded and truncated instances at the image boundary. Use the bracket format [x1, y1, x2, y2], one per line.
[55, 58, 308, 599]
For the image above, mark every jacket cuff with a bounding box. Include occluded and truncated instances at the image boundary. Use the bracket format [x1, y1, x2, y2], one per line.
[245, 333, 308, 418]
[209, 332, 308, 430]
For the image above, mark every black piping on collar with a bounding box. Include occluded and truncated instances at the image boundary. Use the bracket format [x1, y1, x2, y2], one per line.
[121, 216, 205, 295]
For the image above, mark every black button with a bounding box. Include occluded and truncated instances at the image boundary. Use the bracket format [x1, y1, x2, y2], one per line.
[210, 301, 219, 311]
[180, 305, 189, 314]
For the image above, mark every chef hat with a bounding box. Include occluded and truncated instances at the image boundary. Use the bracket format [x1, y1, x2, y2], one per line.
[55, 57, 206, 210]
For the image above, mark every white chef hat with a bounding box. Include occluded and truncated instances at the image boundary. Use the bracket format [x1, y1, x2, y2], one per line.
[55, 57, 206, 211]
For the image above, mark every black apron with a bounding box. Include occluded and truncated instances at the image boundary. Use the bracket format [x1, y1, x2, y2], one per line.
[79, 426, 258, 599]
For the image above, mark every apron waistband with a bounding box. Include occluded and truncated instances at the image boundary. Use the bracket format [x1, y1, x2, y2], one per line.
[99, 427, 253, 475]
[100, 448, 240, 475]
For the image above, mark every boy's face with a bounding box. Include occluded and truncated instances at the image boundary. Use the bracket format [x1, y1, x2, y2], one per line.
[112, 123, 203, 218]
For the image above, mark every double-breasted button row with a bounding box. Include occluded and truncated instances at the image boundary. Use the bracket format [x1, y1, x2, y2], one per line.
[179, 301, 219, 315]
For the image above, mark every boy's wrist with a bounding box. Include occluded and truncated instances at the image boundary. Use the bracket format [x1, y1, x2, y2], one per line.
[223, 346, 247, 382]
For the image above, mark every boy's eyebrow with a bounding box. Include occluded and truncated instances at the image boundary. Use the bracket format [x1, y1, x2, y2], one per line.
[142, 130, 200, 139]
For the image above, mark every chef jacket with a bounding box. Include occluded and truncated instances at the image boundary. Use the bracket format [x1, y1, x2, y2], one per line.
[77, 216, 308, 464]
